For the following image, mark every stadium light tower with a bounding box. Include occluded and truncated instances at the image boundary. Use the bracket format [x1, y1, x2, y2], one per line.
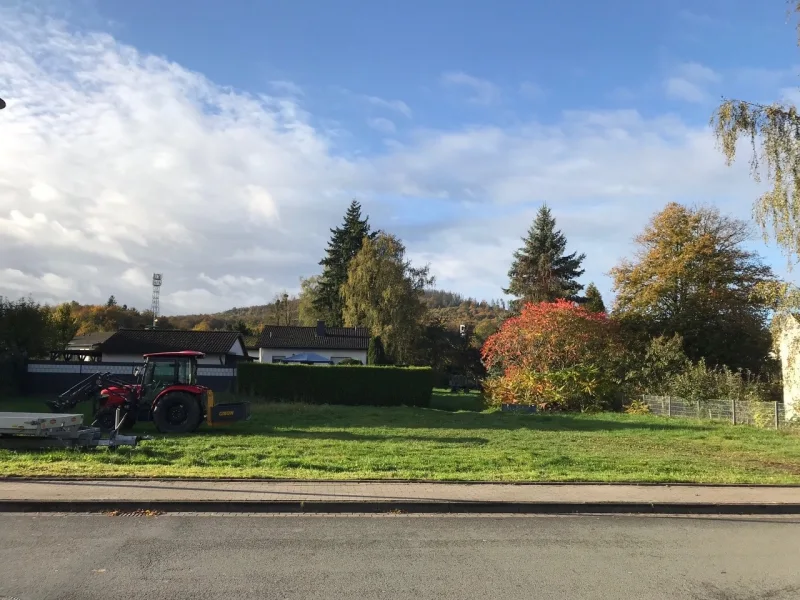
[151, 273, 163, 328]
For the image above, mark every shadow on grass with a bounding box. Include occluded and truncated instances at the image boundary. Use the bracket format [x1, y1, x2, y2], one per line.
[269, 429, 489, 445]
[169, 411, 718, 438]
[3, 396, 719, 436]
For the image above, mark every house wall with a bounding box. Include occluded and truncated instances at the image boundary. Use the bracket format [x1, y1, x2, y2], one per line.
[102, 352, 229, 365]
[228, 340, 246, 356]
[258, 348, 368, 365]
[24, 360, 236, 394]
[780, 317, 800, 422]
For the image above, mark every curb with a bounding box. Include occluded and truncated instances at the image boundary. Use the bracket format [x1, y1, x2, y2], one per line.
[3, 500, 800, 515]
[2, 477, 799, 488]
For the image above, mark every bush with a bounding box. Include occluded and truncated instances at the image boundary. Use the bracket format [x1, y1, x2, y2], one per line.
[625, 399, 651, 415]
[336, 358, 363, 366]
[660, 359, 769, 403]
[237, 363, 433, 407]
[482, 365, 613, 413]
[481, 301, 622, 412]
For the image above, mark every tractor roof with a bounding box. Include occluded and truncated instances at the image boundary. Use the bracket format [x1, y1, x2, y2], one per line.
[143, 351, 205, 359]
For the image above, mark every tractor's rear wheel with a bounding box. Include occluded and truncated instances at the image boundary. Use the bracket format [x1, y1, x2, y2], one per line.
[152, 393, 202, 434]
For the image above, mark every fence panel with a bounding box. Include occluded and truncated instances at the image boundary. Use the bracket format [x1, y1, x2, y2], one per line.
[642, 395, 784, 429]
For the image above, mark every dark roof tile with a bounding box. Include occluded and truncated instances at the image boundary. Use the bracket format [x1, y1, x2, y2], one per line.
[100, 329, 245, 355]
[258, 325, 369, 350]
[67, 332, 115, 349]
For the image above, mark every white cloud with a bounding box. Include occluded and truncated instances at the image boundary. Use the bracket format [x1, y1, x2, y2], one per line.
[363, 95, 412, 118]
[0, 7, 775, 312]
[121, 268, 151, 289]
[665, 77, 707, 103]
[1, 268, 74, 299]
[664, 62, 721, 103]
[29, 182, 60, 202]
[269, 80, 303, 96]
[441, 71, 501, 105]
[367, 117, 396, 134]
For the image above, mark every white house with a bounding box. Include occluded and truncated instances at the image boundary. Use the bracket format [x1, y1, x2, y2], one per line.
[99, 329, 247, 365]
[257, 321, 369, 364]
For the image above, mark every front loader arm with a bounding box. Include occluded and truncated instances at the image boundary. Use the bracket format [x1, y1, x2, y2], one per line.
[46, 373, 131, 413]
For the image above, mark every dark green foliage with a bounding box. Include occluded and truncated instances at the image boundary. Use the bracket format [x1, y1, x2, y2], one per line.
[51, 303, 79, 350]
[414, 316, 485, 386]
[237, 363, 433, 407]
[584, 283, 606, 313]
[0, 297, 56, 395]
[505, 204, 585, 310]
[0, 296, 53, 358]
[424, 290, 465, 308]
[314, 200, 376, 326]
[368, 335, 388, 365]
[336, 358, 363, 365]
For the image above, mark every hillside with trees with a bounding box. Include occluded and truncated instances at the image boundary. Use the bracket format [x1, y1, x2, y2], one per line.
[1, 193, 787, 406]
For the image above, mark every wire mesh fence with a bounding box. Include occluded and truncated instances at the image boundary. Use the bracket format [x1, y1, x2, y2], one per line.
[642, 395, 793, 429]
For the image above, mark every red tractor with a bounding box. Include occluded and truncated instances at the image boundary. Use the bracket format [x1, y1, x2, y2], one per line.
[48, 351, 250, 434]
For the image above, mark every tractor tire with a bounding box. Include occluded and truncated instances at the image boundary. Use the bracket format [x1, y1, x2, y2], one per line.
[92, 407, 135, 433]
[152, 393, 202, 434]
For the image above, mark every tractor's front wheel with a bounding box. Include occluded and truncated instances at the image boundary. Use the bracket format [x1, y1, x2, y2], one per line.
[152, 393, 202, 434]
[92, 407, 135, 432]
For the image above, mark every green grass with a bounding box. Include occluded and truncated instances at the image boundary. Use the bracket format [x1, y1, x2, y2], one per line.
[2, 395, 800, 483]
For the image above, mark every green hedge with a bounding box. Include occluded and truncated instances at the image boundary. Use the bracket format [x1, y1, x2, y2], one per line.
[237, 363, 433, 407]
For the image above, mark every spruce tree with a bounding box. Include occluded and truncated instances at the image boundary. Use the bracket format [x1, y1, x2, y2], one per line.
[313, 200, 375, 326]
[584, 283, 606, 313]
[504, 205, 585, 310]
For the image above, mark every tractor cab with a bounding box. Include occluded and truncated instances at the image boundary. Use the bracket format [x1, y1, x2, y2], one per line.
[137, 351, 202, 388]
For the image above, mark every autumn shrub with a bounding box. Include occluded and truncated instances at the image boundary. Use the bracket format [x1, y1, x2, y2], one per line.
[481, 300, 622, 411]
[482, 364, 610, 412]
[624, 399, 651, 415]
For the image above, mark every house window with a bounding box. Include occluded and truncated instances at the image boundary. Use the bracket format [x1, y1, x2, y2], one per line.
[272, 356, 285, 364]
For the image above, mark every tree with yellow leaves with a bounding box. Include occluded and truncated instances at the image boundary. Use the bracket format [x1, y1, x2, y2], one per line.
[710, 2, 800, 266]
[341, 233, 433, 363]
[610, 203, 774, 372]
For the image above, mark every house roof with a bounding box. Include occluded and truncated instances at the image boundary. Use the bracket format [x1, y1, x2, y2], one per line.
[67, 331, 115, 350]
[100, 329, 245, 356]
[258, 325, 369, 350]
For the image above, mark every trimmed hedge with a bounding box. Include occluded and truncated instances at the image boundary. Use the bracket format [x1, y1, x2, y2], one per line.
[237, 363, 433, 407]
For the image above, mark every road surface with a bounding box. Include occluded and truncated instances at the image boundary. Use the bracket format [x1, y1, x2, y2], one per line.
[0, 513, 798, 599]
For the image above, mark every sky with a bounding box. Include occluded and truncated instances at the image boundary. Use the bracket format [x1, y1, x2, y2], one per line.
[0, 0, 798, 314]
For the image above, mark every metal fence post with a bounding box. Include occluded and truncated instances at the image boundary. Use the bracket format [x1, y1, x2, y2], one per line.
[731, 399, 736, 425]
[667, 397, 672, 417]
[696, 400, 701, 418]
[775, 402, 780, 430]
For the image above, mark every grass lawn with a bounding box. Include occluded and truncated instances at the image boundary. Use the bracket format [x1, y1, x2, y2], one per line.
[1, 393, 800, 483]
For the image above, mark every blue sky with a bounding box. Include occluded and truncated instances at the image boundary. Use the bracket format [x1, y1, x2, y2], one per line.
[0, 0, 797, 312]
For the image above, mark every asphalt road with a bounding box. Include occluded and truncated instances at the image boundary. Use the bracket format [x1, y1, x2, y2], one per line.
[0, 514, 798, 600]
